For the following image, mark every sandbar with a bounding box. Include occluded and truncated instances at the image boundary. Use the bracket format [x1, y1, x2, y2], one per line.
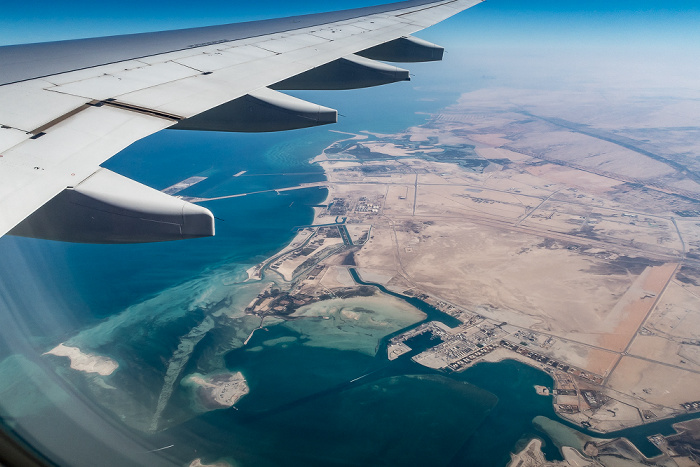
[44, 343, 118, 376]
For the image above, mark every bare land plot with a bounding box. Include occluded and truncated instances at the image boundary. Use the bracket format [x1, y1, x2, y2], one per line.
[627, 335, 700, 373]
[607, 356, 700, 407]
[358, 220, 638, 339]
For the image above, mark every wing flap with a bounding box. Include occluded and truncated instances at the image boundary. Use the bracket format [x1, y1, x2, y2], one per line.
[2, 106, 170, 169]
[112, 61, 286, 117]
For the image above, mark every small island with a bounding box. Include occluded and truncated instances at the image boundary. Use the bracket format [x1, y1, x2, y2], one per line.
[44, 343, 118, 376]
[182, 372, 249, 411]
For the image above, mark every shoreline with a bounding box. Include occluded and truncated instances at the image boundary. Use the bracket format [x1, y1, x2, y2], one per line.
[464, 349, 700, 438]
[246, 131, 359, 282]
[183, 371, 249, 410]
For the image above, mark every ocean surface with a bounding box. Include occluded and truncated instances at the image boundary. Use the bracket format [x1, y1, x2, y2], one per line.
[0, 82, 696, 466]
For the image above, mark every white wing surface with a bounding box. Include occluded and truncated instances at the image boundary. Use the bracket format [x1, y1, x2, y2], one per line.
[0, 0, 482, 243]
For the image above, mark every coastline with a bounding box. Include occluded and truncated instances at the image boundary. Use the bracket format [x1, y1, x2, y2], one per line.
[245, 131, 357, 283]
[244, 128, 675, 437]
[284, 126, 700, 445]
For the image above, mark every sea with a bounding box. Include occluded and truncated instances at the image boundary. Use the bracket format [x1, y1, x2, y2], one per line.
[0, 81, 696, 466]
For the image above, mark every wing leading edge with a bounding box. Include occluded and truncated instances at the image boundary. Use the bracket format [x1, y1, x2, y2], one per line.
[0, 0, 483, 243]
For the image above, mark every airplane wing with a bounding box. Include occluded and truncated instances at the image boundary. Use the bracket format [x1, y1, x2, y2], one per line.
[0, 0, 482, 244]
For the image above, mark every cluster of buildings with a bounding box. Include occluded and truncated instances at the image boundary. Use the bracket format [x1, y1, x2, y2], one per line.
[389, 319, 506, 370]
[328, 195, 385, 218]
[681, 401, 700, 412]
[500, 340, 604, 385]
[354, 196, 381, 214]
[446, 344, 499, 371]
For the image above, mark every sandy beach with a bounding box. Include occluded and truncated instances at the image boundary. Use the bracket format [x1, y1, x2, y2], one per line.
[44, 343, 118, 376]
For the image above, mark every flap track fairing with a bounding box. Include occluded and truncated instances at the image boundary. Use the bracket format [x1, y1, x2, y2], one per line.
[271, 54, 410, 91]
[171, 88, 337, 133]
[357, 36, 444, 63]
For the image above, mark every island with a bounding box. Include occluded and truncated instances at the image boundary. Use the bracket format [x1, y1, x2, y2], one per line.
[182, 371, 249, 410]
[44, 343, 118, 376]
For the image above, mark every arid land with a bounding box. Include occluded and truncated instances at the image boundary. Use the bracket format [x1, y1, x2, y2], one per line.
[241, 88, 700, 446]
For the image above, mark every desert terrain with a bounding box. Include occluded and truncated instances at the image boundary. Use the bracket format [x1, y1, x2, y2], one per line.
[278, 87, 700, 435]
